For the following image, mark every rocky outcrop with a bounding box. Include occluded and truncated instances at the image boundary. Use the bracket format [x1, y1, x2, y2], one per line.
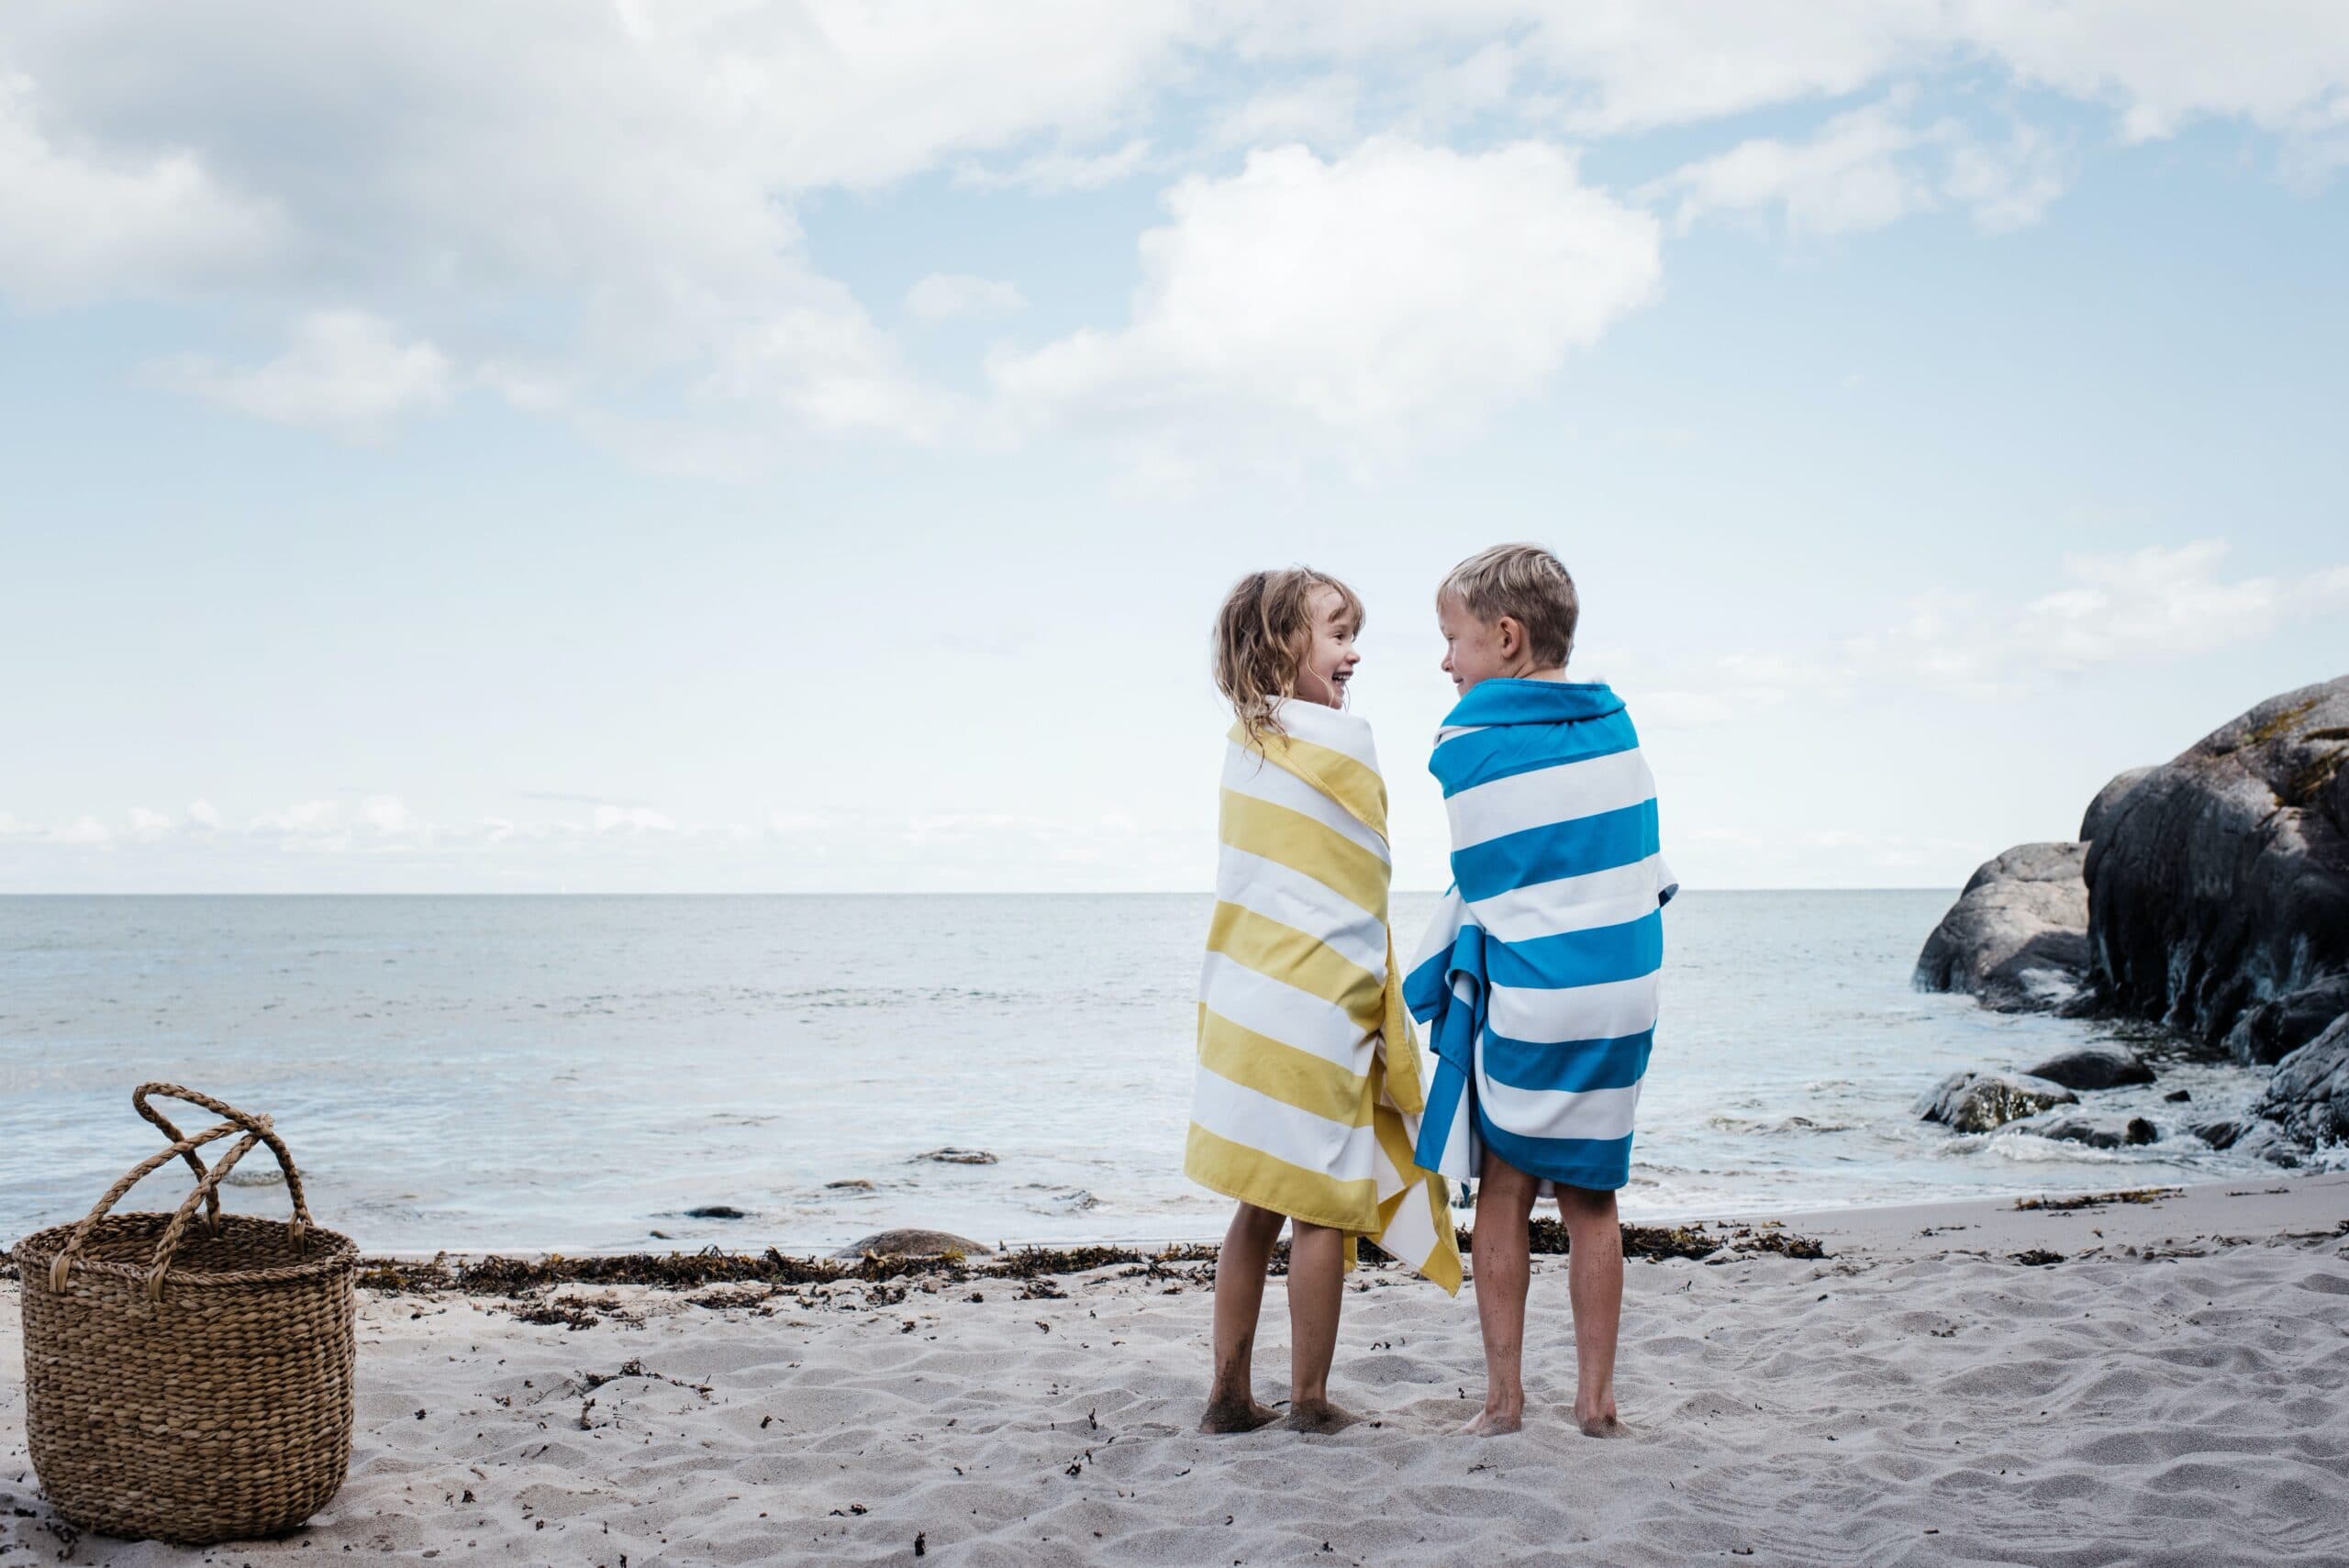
[2226, 1121, 2305, 1169]
[1921, 678, 2349, 1167]
[2078, 766, 2154, 844]
[2256, 1015, 2349, 1148]
[1914, 841, 2090, 1012]
[2221, 974, 2349, 1069]
[1918, 1071, 2076, 1132]
[2023, 1042, 2154, 1091]
[2083, 678, 2349, 1060]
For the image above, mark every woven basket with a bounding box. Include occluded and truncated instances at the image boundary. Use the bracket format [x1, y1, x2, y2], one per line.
[11, 1084, 358, 1545]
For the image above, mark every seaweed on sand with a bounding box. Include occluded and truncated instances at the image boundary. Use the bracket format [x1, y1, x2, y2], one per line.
[359, 1240, 1234, 1299]
[1485, 1220, 1822, 1262]
[352, 1222, 1827, 1304]
[2012, 1188, 2178, 1212]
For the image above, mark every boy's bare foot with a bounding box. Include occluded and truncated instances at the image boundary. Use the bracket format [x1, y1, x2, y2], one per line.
[1198, 1396, 1280, 1434]
[1282, 1397, 1360, 1434]
[1575, 1396, 1626, 1439]
[1458, 1403, 1523, 1436]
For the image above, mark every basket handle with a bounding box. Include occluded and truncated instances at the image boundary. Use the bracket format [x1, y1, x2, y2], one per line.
[134, 1083, 231, 1231]
[44, 1084, 316, 1300]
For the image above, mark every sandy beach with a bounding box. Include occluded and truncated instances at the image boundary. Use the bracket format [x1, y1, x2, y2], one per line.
[5, 1174, 2345, 1567]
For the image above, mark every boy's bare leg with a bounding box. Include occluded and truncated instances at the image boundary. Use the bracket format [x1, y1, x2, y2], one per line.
[1200, 1203, 1284, 1432]
[1282, 1220, 1357, 1432]
[1556, 1183, 1626, 1437]
[1463, 1151, 1537, 1435]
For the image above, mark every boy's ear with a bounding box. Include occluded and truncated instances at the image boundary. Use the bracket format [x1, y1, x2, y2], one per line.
[1496, 616, 1523, 659]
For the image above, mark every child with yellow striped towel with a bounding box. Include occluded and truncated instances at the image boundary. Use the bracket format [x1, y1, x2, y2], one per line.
[1186, 567, 1462, 1435]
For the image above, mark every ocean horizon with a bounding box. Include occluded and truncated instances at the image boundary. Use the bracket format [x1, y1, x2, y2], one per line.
[0, 891, 2301, 1254]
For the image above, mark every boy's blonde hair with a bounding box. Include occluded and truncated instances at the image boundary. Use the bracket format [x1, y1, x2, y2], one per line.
[1439, 543, 1577, 668]
[1212, 567, 1364, 751]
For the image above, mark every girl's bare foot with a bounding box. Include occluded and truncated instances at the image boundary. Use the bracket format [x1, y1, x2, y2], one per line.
[1282, 1397, 1360, 1434]
[1459, 1402, 1523, 1436]
[1199, 1395, 1280, 1433]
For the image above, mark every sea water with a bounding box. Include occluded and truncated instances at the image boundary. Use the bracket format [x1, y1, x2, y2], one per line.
[0, 893, 2299, 1253]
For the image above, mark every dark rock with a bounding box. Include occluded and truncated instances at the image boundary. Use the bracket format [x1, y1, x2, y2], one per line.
[2228, 1120, 2307, 1169]
[2028, 1113, 2157, 1149]
[833, 1229, 993, 1259]
[1915, 841, 2090, 1013]
[2255, 1015, 2349, 1147]
[2023, 1041, 2155, 1091]
[686, 1205, 747, 1220]
[2079, 766, 2156, 843]
[2083, 677, 2349, 1055]
[916, 1148, 998, 1165]
[2190, 1118, 2244, 1150]
[2219, 974, 2349, 1066]
[1918, 1071, 2077, 1132]
[825, 1179, 877, 1191]
[2163, 1088, 2192, 1103]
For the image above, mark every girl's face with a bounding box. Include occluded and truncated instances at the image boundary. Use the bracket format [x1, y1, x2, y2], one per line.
[1297, 585, 1362, 707]
[1437, 594, 1522, 695]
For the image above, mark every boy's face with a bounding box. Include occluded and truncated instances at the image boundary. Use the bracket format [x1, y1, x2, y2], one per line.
[1437, 594, 1519, 695]
[1298, 585, 1362, 706]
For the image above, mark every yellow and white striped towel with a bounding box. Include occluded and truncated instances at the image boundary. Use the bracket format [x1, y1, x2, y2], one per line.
[1184, 698, 1462, 1294]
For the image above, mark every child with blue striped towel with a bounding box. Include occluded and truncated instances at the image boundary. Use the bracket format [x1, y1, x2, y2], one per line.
[1407, 543, 1676, 1438]
[1187, 567, 1461, 1435]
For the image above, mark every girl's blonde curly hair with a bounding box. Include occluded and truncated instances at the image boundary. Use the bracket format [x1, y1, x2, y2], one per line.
[1211, 567, 1364, 751]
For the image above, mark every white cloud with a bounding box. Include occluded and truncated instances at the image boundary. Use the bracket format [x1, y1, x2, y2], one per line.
[1, 1, 1085, 455]
[250, 800, 345, 844]
[354, 795, 426, 838]
[991, 137, 1661, 438]
[1667, 538, 2344, 710]
[145, 311, 451, 440]
[0, 70, 281, 304]
[126, 806, 174, 839]
[1656, 100, 1930, 238]
[1943, 120, 2068, 231]
[1960, 0, 2349, 144]
[1209, 77, 1362, 150]
[1231, 2, 2349, 148]
[904, 273, 1027, 322]
[2, 0, 2344, 466]
[593, 805, 677, 835]
[955, 138, 1153, 192]
[51, 816, 112, 846]
[1654, 98, 2072, 238]
[185, 799, 222, 830]
[2013, 539, 2288, 670]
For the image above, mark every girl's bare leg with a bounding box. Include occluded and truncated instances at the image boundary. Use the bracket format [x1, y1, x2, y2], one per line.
[1201, 1203, 1284, 1432]
[1556, 1183, 1626, 1437]
[1464, 1151, 1538, 1434]
[1282, 1221, 1356, 1432]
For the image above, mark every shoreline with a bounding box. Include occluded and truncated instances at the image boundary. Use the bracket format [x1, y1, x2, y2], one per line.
[6, 1173, 2345, 1564]
[253, 1168, 2345, 1272]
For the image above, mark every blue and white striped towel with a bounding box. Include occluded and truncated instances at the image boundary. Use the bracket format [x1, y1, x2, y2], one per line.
[1406, 679, 1676, 1192]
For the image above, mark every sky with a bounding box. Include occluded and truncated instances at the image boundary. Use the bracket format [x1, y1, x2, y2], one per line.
[1, 1, 2343, 895]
